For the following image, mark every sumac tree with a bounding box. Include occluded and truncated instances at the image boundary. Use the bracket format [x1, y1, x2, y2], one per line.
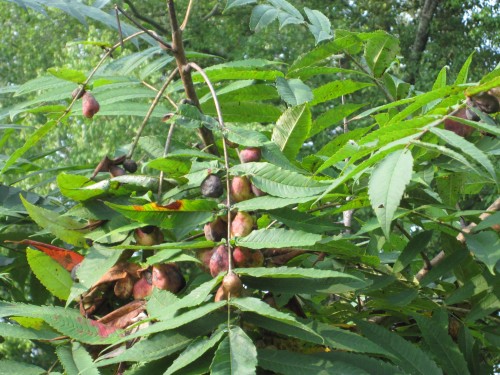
[0, 1, 499, 374]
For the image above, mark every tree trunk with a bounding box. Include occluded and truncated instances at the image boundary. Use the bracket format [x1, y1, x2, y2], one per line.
[406, 0, 439, 84]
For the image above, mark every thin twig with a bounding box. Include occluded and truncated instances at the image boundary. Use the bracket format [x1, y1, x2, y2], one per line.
[395, 221, 432, 270]
[203, 3, 220, 20]
[115, 5, 172, 50]
[47, 31, 145, 155]
[123, 0, 168, 34]
[141, 80, 178, 109]
[128, 67, 179, 159]
[180, 0, 195, 31]
[345, 52, 394, 102]
[415, 197, 500, 282]
[115, 7, 124, 51]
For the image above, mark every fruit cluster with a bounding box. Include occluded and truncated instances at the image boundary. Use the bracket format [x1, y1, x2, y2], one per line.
[444, 91, 499, 137]
[91, 155, 138, 179]
[198, 146, 267, 300]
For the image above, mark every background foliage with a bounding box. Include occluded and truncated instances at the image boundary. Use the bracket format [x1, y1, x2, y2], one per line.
[0, 0, 499, 374]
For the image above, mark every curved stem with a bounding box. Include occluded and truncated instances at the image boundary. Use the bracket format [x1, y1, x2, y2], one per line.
[123, 0, 168, 34]
[180, 0, 195, 31]
[115, 5, 172, 50]
[188, 62, 233, 273]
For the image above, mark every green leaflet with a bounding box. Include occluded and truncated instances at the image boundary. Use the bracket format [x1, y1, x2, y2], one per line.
[0, 360, 45, 375]
[71, 342, 101, 375]
[272, 104, 312, 160]
[275, 77, 313, 106]
[210, 327, 258, 375]
[430, 127, 497, 181]
[364, 31, 400, 78]
[164, 330, 225, 375]
[414, 312, 470, 375]
[21, 195, 88, 247]
[236, 266, 369, 294]
[230, 162, 328, 198]
[26, 248, 72, 300]
[230, 297, 323, 342]
[368, 149, 414, 238]
[235, 228, 321, 248]
[356, 320, 442, 375]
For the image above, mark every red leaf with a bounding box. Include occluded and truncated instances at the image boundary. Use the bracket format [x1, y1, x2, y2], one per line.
[9, 240, 84, 271]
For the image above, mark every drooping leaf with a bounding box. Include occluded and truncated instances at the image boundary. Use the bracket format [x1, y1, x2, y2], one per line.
[263, 347, 406, 375]
[200, 81, 279, 104]
[225, 124, 270, 147]
[464, 232, 500, 274]
[275, 77, 313, 106]
[414, 312, 470, 375]
[210, 326, 258, 375]
[419, 249, 470, 287]
[289, 32, 363, 72]
[0, 360, 45, 375]
[233, 196, 314, 211]
[249, 5, 279, 32]
[26, 248, 72, 300]
[235, 228, 321, 249]
[271, 104, 312, 159]
[0, 321, 59, 341]
[225, 0, 258, 12]
[164, 330, 226, 375]
[268, 208, 343, 233]
[202, 101, 282, 123]
[57, 173, 161, 201]
[231, 297, 322, 341]
[311, 80, 374, 106]
[237, 266, 369, 294]
[410, 141, 474, 170]
[0, 120, 58, 174]
[67, 244, 123, 304]
[147, 157, 191, 177]
[393, 231, 433, 273]
[304, 7, 333, 44]
[430, 127, 496, 181]
[96, 330, 191, 367]
[47, 67, 87, 84]
[105, 200, 218, 230]
[368, 149, 414, 238]
[230, 162, 328, 198]
[309, 102, 366, 138]
[56, 345, 80, 375]
[0, 301, 123, 345]
[11, 240, 83, 271]
[193, 65, 284, 83]
[21, 195, 88, 247]
[356, 320, 442, 375]
[71, 342, 101, 375]
[466, 290, 500, 322]
[364, 32, 399, 78]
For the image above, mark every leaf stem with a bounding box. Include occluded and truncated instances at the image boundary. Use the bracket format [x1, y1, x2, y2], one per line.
[187, 62, 234, 273]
